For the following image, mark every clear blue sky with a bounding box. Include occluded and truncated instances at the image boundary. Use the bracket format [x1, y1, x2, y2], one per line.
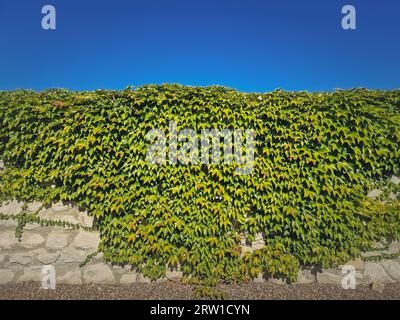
[0, 0, 399, 92]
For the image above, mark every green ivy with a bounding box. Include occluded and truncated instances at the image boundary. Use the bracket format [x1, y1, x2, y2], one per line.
[0, 85, 399, 285]
[0, 210, 94, 241]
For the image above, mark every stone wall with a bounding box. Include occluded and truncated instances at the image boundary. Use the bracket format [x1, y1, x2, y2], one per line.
[0, 201, 145, 285]
[1, 200, 400, 287]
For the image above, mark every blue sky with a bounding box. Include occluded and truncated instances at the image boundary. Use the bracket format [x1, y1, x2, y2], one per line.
[0, 0, 399, 92]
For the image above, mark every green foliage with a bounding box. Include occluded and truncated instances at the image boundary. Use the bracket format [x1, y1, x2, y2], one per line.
[0, 209, 93, 241]
[79, 250, 100, 268]
[1, 85, 400, 285]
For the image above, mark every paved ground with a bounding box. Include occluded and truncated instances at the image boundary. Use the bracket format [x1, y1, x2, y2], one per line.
[1, 281, 400, 300]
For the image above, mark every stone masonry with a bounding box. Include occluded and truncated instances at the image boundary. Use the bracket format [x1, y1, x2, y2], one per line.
[1, 199, 400, 286]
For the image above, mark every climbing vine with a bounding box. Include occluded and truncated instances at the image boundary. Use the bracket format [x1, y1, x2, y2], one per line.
[0, 85, 399, 286]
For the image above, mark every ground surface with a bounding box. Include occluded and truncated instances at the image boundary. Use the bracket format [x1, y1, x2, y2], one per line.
[1, 281, 400, 300]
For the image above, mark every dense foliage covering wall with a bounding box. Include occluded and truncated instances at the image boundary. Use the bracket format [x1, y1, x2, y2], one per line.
[1, 85, 400, 285]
